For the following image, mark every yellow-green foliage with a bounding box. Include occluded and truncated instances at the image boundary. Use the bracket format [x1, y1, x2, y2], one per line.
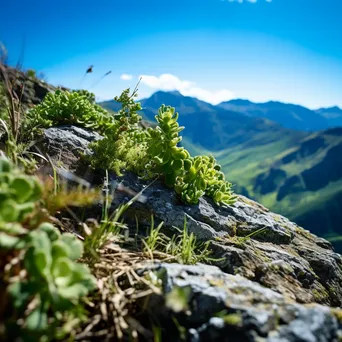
[147, 105, 191, 186]
[147, 105, 236, 205]
[89, 88, 150, 175]
[25, 90, 115, 137]
[26, 86, 236, 206]
[143, 217, 212, 264]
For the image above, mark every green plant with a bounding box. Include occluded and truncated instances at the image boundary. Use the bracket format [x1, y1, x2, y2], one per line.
[89, 87, 150, 175]
[72, 89, 96, 104]
[0, 155, 41, 224]
[26, 69, 36, 78]
[147, 105, 236, 205]
[0, 156, 97, 341]
[142, 216, 166, 259]
[24, 90, 115, 137]
[142, 216, 213, 265]
[169, 217, 213, 264]
[6, 224, 96, 340]
[146, 105, 191, 186]
[25, 83, 236, 206]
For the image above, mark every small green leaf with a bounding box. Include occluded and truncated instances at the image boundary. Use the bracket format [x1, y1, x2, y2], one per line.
[10, 176, 33, 203]
[0, 233, 21, 248]
[0, 199, 19, 222]
[60, 233, 83, 260]
[26, 305, 48, 331]
[39, 222, 60, 241]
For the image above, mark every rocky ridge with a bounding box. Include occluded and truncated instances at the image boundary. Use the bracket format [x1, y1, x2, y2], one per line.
[2, 65, 342, 340]
[34, 125, 342, 341]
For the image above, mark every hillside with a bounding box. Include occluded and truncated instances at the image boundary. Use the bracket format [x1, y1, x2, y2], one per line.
[1, 65, 342, 340]
[218, 128, 342, 247]
[102, 91, 306, 151]
[102, 91, 342, 251]
[219, 99, 342, 131]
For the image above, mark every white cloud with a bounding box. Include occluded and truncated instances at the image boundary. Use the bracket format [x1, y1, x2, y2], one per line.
[120, 73, 133, 81]
[139, 73, 234, 105]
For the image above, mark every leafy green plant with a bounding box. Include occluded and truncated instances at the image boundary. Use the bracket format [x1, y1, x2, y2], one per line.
[26, 69, 36, 78]
[147, 105, 236, 205]
[0, 156, 97, 341]
[0, 155, 41, 224]
[89, 87, 149, 175]
[23, 82, 236, 206]
[146, 105, 191, 186]
[24, 90, 115, 137]
[72, 89, 96, 104]
[6, 224, 96, 340]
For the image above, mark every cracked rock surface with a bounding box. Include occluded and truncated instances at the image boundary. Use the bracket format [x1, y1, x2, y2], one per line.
[40, 125, 342, 341]
[136, 263, 342, 342]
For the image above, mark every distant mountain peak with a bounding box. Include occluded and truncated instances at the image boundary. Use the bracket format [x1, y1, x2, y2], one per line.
[318, 106, 342, 112]
[224, 99, 253, 106]
[150, 90, 182, 97]
[168, 90, 182, 96]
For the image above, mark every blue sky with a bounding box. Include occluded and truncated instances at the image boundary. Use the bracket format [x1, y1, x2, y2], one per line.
[1, 0, 341, 108]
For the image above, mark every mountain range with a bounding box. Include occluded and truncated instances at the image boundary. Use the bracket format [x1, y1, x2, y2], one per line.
[219, 99, 342, 131]
[101, 92, 342, 251]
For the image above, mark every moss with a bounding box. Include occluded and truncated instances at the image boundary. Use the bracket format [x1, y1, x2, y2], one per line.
[311, 288, 329, 302]
[331, 308, 342, 324]
[295, 226, 313, 240]
[253, 248, 272, 263]
[223, 313, 243, 326]
[228, 223, 237, 237]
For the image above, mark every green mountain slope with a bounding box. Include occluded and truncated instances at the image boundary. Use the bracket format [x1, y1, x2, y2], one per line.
[100, 91, 342, 251]
[213, 128, 342, 250]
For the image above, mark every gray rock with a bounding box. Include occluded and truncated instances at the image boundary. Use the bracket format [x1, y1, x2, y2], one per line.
[34, 125, 102, 172]
[43, 125, 102, 156]
[137, 263, 342, 342]
[40, 126, 342, 308]
[112, 171, 342, 306]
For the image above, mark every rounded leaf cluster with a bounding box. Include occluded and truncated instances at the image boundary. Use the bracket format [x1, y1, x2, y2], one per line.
[25, 90, 115, 135]
[24, 223, 96, 306]
[0, 158, 96, 338]
[147, 105, 191, 186]
[72, 89, 96, 104]
[147, 105, 236, 205]
[176, 155, 236, 205]
[0, 156, 42, 223]
[7, 222, 96, 335]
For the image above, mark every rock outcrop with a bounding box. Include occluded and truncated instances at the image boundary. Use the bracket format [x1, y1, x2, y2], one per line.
[137, 263, 342, 342]
[0, 64, 62, 109]
[34, 125, 342, 341]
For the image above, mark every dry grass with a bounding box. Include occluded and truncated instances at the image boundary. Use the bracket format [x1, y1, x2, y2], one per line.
[76, 243, 168, 341]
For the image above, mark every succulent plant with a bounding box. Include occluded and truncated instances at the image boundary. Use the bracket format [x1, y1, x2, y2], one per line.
[25, 90, 115, 136]
[147, 105, 191, 186]
[0, 156, 42, 223]
[147, 105, 236, 205]
[7, 223, 96, 333]
[0, 156, 96, 340]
